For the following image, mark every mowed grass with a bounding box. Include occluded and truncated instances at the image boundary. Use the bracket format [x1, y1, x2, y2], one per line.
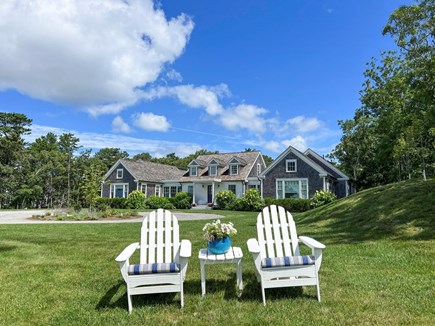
[0, 179, 434, 325]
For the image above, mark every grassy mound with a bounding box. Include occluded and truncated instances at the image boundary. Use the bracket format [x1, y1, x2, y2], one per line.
[298, 178, 435, 242]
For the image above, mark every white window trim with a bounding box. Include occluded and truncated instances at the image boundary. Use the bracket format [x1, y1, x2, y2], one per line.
[155, 185, 161, 197]
[257, 163, 261, 175]
[116, 168, 123, 179]
[110, 183, 129, 198]
[191, 166, 198, 176]
[140, 183, 147, 197]
[275, 178, 308, 199]
[230, 164, 239, 175]
[209, 164, 218, 176]
[286, 159, 297, 173]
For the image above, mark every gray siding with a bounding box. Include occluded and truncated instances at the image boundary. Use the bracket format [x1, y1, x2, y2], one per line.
[263, 152, 323, 198]
[102, 163, 137, 198]
[248, 155, 266, 178]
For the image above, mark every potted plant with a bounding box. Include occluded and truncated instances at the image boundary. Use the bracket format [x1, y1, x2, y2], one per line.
[203, 219, 237, 254]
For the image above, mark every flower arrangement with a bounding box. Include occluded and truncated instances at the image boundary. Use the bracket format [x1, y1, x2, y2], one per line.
[203, 219, 237, 241]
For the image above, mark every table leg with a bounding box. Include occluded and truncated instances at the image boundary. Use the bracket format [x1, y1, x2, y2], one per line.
[200, 260, 206, 297]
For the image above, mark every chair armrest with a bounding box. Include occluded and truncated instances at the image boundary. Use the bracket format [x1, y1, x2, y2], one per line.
[180, 240, 192, 258]
[247, 238, 260, 253]
[299, 236, 325, 249]
[115, 242, 140, 263]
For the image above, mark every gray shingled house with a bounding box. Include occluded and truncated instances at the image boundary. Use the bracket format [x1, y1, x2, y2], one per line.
[260, 145, 352, 199]
[101, 159, 185, 199]
[180, 151, 266, 205]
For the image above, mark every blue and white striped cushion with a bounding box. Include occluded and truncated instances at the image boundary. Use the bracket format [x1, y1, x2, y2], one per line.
[261, 256, 315, 268]
[128, 263, 180, 275]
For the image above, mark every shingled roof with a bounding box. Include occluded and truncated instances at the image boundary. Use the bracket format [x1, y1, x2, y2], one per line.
[181, 151, 261, 182]
[119, 159, 185, 182]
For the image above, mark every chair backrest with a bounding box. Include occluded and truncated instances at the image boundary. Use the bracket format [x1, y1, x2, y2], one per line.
[140, 209, 180, 264]
[256, 205, 300, 258]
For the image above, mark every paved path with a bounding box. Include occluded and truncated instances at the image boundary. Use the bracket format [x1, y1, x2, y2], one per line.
[0, 210, 224, 224]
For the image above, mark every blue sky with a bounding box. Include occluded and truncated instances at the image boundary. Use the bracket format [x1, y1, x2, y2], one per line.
[0, 0, 413, 159]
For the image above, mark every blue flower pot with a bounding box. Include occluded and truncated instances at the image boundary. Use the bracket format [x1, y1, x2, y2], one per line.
[208, 237, 231, 254]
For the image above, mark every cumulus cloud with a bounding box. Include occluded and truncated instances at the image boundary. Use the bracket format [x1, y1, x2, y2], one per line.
[112, 116, 132, 133]
[133, 112, 171, 132]
[283, 116, 322, 133]
[0, 0, 193, 111]
[282, 136, 308, 151]
[220, 104, 267, 133]
[142, 84, 228, 116]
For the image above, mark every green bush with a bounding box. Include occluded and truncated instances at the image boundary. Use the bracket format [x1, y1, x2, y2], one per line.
[94, 197, 127, 210]
[126, 190, 146, 209]
[263, 197, 311, 212]
[145, 196, 175, 210]
[232, 189, 264, 212]
[170, 192, 192, 209]
[310, 190, 337, 208]
[215, 190, 237, 210]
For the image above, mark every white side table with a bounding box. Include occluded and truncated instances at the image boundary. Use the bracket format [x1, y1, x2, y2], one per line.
[198, 246, 243, 297]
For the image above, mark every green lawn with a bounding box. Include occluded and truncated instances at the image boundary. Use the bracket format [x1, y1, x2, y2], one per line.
[0, 179, 434, 325]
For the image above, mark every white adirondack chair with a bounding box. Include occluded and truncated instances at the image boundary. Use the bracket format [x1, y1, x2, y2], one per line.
[115, 209, 191, 312]
[247, 205, 325, 305]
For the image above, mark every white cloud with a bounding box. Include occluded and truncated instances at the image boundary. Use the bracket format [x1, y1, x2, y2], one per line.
[112, 116, 132, 133]
[133, 112, 171, 132]
[220, 104, 267, 133]
[284, 116, 322, 133]
[142, 84, 228, 116]
[0, 0, 193, 112]
[263, 140, 282, 153]
[27, 124, 200, 157]
[282, 136, 308, 152]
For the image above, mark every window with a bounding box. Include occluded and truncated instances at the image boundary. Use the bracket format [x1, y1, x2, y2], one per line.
[190, 166, 198, 176]
[116, 169, 123, 179]
[155, 185, 161, 197]
[170, 186, 177, 198]
[140, 184, 147, 196]
[228, 184, 236, 194]
[230, 164, 239, 175]
[286, 159, 297, 172]
[276, 179, 308, 199]
[110, 184, 128, 198]
[163, 186, 170, 197]
[257, 163, 261, 175]
[248, 184, 260, 191]
[209, 165, 217, 176]
[187, 185, 193, 195]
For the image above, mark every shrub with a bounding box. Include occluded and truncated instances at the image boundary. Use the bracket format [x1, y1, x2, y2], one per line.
[170, 192, 192, 209]
[145, 196, 175, 210]
[126, 190, 146, 209]
[310, 190, 336, 208]
[232, 189, 264, 212]
[263, 197, 311, 212]
[215, 190, 237, 210]
[94, 197, 127, 210]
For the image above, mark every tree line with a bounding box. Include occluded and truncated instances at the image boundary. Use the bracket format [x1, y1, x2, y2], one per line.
[0, 112, 272, 209]
[329, 0, 434, 189]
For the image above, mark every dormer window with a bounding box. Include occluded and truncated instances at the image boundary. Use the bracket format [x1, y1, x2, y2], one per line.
[230, 164, 239, 175]
[190, 166, 198, 176]
[209, 164, 218, 176]
[286, 159, 297, 172]
[257, 163, 261, 175]
[116, 169, 123, 179]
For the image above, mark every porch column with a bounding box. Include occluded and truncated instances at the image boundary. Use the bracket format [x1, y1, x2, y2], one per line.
[192, 183, 196, 204]
[323, 176, 326, 191]
[212, 182, 215, 203]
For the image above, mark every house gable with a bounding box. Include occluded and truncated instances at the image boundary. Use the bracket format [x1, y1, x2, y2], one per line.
[304, 149, 349, 180]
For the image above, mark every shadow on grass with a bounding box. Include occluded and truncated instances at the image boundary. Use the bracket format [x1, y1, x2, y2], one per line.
[239, 272, 317, 304]
[0, 244, 17, 252]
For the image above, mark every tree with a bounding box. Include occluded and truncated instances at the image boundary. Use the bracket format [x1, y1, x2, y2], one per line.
[59, 133, 81, 207]
[132, 152, 152, 161]
[94, 148, 129, 170]
[330, 0, 434, 188]
[0, 113, 32, 208]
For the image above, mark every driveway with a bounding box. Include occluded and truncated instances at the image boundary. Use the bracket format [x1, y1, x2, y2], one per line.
[0, 209, 223, 224]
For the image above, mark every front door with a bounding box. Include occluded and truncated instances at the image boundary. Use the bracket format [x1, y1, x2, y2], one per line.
[207, 185, 213, 203]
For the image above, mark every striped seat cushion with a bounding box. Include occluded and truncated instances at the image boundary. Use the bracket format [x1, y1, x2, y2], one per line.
[128, 263, 180, 275]
[261, 256, 315, 268]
